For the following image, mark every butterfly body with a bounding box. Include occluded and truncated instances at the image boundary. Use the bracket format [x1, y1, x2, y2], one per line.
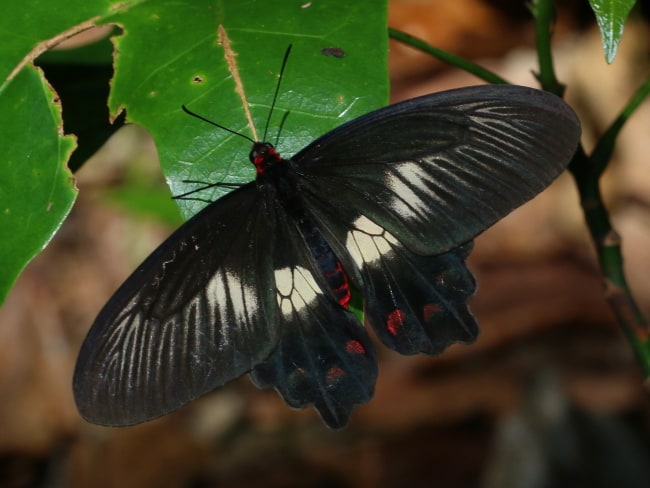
[74, 85, 580, 429]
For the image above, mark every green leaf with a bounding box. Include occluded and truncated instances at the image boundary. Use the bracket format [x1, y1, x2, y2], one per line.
[0, 65, 76, 303]
[36, 33, 119, 172]
[0, 0, 125, 305]
[104, 0, 389, 219]
[588, 0, 636, 63]
[0, 0, 388, 305]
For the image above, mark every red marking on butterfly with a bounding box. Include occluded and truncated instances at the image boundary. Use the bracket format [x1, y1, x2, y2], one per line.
[345, 339, 366, 355]
[422, 303, 441, 322]
[323, 260, 351, 308]
[250, 142, 282, 175]
[386, 309, 406, 336]
[326, 366, 345, 384]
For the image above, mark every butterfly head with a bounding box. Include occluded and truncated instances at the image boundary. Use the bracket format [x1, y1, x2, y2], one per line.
[250, 142, 283, 176]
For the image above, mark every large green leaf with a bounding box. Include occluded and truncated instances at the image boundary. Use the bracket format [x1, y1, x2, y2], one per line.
[104, 0, 389, 218]
[0, 0, 388, 305]
[588, 0, 636, 63]
[36, 35, 118, 172]
[0, 0, 127, 305]
[0, 65, 77, 303]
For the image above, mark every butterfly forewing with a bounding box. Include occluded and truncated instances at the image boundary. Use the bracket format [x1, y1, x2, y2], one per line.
[293, 85, 580, 255]
[73, 185, 280, 426]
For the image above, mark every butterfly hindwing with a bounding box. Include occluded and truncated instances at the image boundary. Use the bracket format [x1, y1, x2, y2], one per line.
[73, 184, 280, 426]
[300, 207, 478, 355]
[345, 216, 478, 354]
[293, 85, 580, 255]
[249, 209, 377, 429]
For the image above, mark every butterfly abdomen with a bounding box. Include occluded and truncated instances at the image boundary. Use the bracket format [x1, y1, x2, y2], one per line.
[265, 151, 353, 310]
[292, 209, 352, 309]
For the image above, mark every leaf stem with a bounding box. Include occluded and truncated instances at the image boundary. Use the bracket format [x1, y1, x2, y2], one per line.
[388, 28, 508, 85]
[534, 0, 650, 378]
[530, 0, 563, 95]
[568, 104, 650, 378]
[590, 76, 650, 174]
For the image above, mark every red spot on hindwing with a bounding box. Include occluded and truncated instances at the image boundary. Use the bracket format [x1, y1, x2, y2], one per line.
[422, 303, 441, 322]
[386, 309, 406, 336]
[345, 339, 366, 355]
[326, 366, 345, 384]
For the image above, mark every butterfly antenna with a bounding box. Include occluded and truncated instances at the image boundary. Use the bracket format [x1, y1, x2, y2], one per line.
[173, 180, 243, 201]
[262, 44, 292, 142]
[274, 110, 291, 147]
[181, 105, 255, 144]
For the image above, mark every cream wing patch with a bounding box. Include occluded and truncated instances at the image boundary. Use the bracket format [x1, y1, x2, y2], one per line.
[274, 266, 322, 316]
[344, 215, 398, 268]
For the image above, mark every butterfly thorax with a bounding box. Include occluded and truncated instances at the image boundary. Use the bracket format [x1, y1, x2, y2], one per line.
[250, 142, 284, 176]
[251, 141, 297, 204]
[250, 142, 351, 309]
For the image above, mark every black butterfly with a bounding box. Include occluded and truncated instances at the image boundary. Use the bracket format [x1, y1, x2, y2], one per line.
[73, 56, 580, 428]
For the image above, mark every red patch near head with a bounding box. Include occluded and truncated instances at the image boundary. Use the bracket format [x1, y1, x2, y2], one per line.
[386, 309, 405, 336]
[422, 303, 441, 322]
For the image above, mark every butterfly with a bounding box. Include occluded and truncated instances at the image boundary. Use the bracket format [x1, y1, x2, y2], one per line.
[73, 49, 580, 429]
